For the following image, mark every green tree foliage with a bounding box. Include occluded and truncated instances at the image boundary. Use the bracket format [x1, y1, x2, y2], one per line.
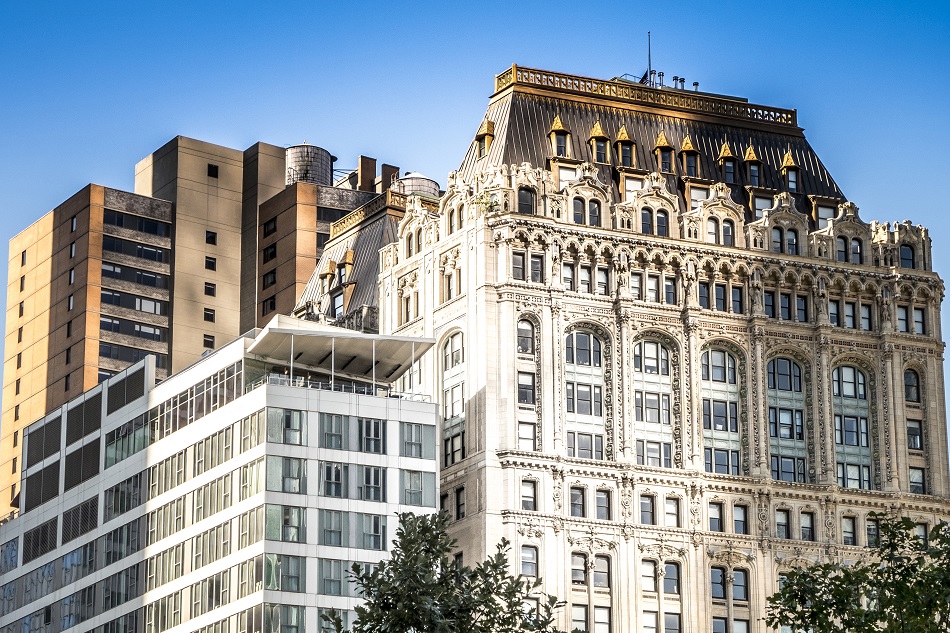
[766, 513, 950, 632]
[323, 512, 564, 633]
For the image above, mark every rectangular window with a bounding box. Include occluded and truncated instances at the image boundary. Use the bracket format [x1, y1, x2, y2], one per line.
[801, 511, 815, 541]
[764, 291, 775, 318]
[715, 283, 726, 311]
[842, 516, 856, 545]
[861, 304, 872, 330]
[204, 282, 216, 296]
[579, 266, 591, 293]
[910, 467, 926, 494]
[205, 256, 216, 271]
[907, 420, 923, 450]
[563, 263, 575, 290]
[521, 480, 537, 511]
[263, 218, 277, 237]
[203, 308, 215, 322]
[263, 244, 277, 263]
[709, 503, 723, 532]
[518, 422, 536, 451]
[530, 254, 544, 283]
[699, 282, 710, 309]
[205, 230, 217, 245]
[666, 497, 679, 527]
[732, 287, 744, 313]
[776, 509, 790, 539]
[780, 293, 791, 320]
[207, 163, 219, 178]
[596, 490, 611, 520]
[517, 372, 535, 405]
[829, 300, 839, 326]
[797, 295, 808, 322]
[898, 306, 909, 332]
[512, 253, 525, 280]
[914, 308, 925, 334]
[640, 496, 655, 525]
[570, 487, 585, 517]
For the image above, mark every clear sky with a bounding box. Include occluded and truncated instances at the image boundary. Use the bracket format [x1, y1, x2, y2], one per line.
[2, 1, 950, 428]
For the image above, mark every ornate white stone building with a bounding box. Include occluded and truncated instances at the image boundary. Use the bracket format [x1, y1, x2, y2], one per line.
[303, 65, 950, 633]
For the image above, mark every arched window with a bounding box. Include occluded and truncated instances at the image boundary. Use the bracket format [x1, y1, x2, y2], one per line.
[701, 350, 737, 384]
[448, 210, 456, 234]
[851, 238, 862, 264]
[443, 332, 464, 370]
[565, 332, 602, 367]
[767, 358, 802, 392]
[633, 341, 669, 375]
[416, 229, 423, 253]
[786, 229, 798, 255]
[900, 244, 915, 268]
[641, 208, 654, 235]
[588, 200, 601, 227]
[517, 188, 535, 215]
[457, 207, 464, 229]
[707, 218, 720, 244]
[722, 220, 735, 247]
[656, 210, 669, 237]
[833, 366, 866, 399]
[406, 235, 414, 257]
[904, 369, 920, 403]
[517, 320, 535, 354]
[772, 227, 785, 253]
[573, 198, 585, 224]
[836, 237, 848, 262]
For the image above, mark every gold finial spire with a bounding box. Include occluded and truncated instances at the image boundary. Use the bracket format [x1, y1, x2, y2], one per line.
[781, 149, 798, 169]
[655, 130, 672, 148]
[589, 120, 607, 139]
[743, 144, 759, 162]
[616, 125, 631, 142]
[680, 135, 697, 152]
[717, 140, 734, 160]
[549, 114, 568, 133]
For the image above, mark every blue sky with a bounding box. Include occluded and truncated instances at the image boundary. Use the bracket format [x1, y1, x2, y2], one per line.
[2, 1, 950, 424]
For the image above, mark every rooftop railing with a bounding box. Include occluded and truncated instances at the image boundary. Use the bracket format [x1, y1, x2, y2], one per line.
[495, 64, 798, 128]
[251, 373, 431, 402]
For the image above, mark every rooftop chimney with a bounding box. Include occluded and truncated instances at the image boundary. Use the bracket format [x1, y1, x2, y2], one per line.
[693, 81, 699, 92]
[658, 72, 664, 87]
[379, 164, 399, 193]
[357, 156, 377, 193]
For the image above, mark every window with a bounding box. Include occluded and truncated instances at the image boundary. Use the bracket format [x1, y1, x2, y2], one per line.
[521, 546, 538, 576]
[851, 238, 863, 263]
[837, 462, 872, 489]
[666, 498, 680, 527]
[641, 208, 654, 234]
[776, 509, 790, 539]
[454, 487, 466, 519]
[723, 159, 736, 183]
[764, 290, 775, 317]
[768, 358, 802, 392]
[660, 149, 672, 173]
[772, 227, 784, 253]
[262, 218, 277, 237]
[205, 256, 216, 271]
[570, 487, 585, 517]
[203, 335, 214, 349]
[67, 294, 74, 310]
[663, 563, 680, 595]
[842, 516, 856, 545]
[633, 341, 668, 375]
[512, 252, 525, 280]
[636, 440, 672, 467]
[568, 432, 604, 459]
[554, 132, 568, 157]
[579, 266, 591, 292]
[914, 307, 925, 335]
[709, 503, 724, 532]
[203, 308, 215, 323]
[710, 567, 726, 599]
[207, 163, 219, 178]
[69, 241, 76, 258]
[640, 496, 655, 525]
[204, 282, 216, 296]
[801, 511, 815, 541]
[262, 295, 277, 315]
[443, 332, 464, 369]
[595, 267, 608, 295]
[899, 244, 915, 268]
[867, 518, 880, 547]
[517, 188, 535, 215]
[701, 350, 737, 384]
[596, 490, 611, 520]
[518, 422, 536, 451]
[563, 263, 575, 290]
[530, 254, 544, 282]
[573, 198, 585, 224]
[907, 420, 923, 450]
[833, 366, 866, 399]
[521, 480, 537, 511]
[565, 332, 602, 367]
[64, 374, 71, 391]
[722, 220, 735, 246]
[588, 200, 601, 227]
[263, 243, 277, 263]
[734, 505, 748, 534]
[620, 142, 633, 167]
[517, 372, 535, 405]
[909, 467, 926, 494]
[205, 231, 217, 245]
[702, 399, 739, 433]
[592, 555, 610, 589]
[685, 153, 698, 177]
[786, 168, 798, 192]
[262, 270, 276, 289]
[707, 218, 720, 244]
[517, 320, 535, 353]
[641, 560, 657, 592]
[571, 554, 588, 587]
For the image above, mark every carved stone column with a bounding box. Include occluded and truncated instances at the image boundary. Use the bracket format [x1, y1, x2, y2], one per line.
[751, 324, 768, 476]
[617, 307, 633, 460]
[880, 342, 899, 492]
[684, 316, 701, 467]
[816, 334, 835, 484]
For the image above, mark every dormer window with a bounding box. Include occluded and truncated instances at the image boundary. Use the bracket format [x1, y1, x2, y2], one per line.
[786, 168, 798, 192]
[723, 159, 736, 184]
[475, 119, 494, 160]
[518, 188, 536, 215]
[816, 204, 836, 229]
[680, 136, 699, 177]
[753, 196, 771, 220]
[588, 121, 609, 164]
[781, 150, 799, 193]
[619, 143, 633, 167]
[660, 150, 673, 173]
[616, 125, 634, 167]
[654, 131, 674, 173]
[549, 115, 571, 158]
[748, 163, 760, 186]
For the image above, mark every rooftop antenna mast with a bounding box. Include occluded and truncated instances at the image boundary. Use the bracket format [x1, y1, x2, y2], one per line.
[647, 31, 652, 87]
